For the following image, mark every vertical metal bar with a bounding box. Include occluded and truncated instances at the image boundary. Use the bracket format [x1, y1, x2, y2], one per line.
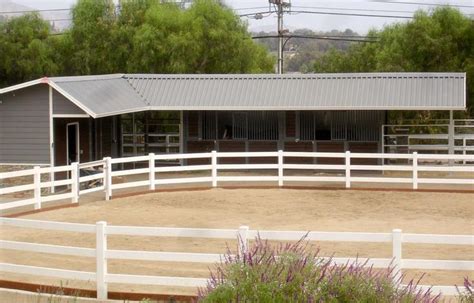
[179, 111, 184, 158]
[278, 150, 283, 187]
[412, 152, 418, 190]
[295, 111, 300, 140]
[198, 112, 202, 140]
[448, 111, 455, 166]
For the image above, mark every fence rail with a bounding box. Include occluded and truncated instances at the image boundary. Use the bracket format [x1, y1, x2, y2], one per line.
[1, 151, 473, 214]
[0, 217, 472, 299]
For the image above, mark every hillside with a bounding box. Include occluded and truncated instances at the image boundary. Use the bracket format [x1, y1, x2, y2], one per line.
[253, 28, 359, 73]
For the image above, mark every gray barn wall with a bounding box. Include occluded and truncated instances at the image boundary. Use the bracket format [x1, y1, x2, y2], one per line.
[53, 91, 87, 115]
[0, 84, 50, 164]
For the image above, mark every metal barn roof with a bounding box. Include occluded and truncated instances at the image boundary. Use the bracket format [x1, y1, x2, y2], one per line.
[0, 73, 466, 118]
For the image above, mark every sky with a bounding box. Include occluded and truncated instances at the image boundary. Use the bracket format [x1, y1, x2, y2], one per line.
[6, 0, 474, 34]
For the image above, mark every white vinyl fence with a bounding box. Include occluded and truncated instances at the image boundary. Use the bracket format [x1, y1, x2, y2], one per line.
[1, 151, 473, 214]
[0, 217, 472, 300]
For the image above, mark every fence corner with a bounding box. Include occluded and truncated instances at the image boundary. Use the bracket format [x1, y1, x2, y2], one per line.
[103, 157, 112, 200]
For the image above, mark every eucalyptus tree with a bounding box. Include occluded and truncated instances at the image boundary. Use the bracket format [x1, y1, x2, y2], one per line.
[314, 7, 474, 116]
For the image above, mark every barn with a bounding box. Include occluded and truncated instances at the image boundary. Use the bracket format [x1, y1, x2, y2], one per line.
[0, 73, 467, 167]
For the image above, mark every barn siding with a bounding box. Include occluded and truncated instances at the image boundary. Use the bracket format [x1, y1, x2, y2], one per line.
[0, 85, 50, 164]
[53, 91, 87, 115]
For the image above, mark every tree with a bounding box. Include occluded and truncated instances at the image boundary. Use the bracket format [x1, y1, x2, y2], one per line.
[0, 0, 274, 85]
[61, 0, 117, 75]
[61, 0, 273, 75]
[314, 7, 474, 117]
[127, 0, 273, 73]
[0, 13, 59, 86]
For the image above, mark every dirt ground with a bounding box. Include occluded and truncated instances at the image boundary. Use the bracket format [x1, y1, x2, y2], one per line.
[1, 188, 473, 298]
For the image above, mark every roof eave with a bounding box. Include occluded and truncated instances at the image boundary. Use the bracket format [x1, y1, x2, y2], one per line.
[0, 78, 48, 94]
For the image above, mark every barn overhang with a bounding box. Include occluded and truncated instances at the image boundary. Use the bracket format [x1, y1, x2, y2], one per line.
[0, 72, 466, 119]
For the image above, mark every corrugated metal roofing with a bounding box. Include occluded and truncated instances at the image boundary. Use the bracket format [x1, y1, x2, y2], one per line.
[50, 74, 148, 116]
[1, 73, 466, 118]
[124, 73, 466, 112]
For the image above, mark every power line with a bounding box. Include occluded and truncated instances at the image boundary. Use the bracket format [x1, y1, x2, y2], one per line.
[0, 4, 268, 15]
[291, 5, 416, 14]
[368, 1, 474, 9]
[0, 8, 71, 15]
[289, 10, 413, 19]
[241, 10, 414, 19]
[252, 34, 379, 43]
[233, 6, 270, 11]
[45, 19, 71, 22]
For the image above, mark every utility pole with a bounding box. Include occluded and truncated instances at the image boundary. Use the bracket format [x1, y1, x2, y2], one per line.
[269, 0, 291, 74]
[277, 2, 284, 74]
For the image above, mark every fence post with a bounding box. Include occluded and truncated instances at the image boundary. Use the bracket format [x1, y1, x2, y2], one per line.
[345, 151, 351, 189]
[211, 150, 217, 187]
[238, 225, 249, 257]
[50, 166, 55, 194]
[70, 162, 79, 203]
[412, 152, 418, 190]
[104, 157, 112, 200]
[149, 153, 155, 191]
[392, 229, 402, 285]
[33, 166, 41, 210]
[96, 221, 108, 300]
[278, 150, 284, 187]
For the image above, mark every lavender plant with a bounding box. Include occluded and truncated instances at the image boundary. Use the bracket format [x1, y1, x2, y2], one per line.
[198, 236, 440, 303]
[457, 278, 474, 303]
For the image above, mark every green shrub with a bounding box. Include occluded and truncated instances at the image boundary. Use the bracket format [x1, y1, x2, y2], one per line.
[198, 237, 440, 303]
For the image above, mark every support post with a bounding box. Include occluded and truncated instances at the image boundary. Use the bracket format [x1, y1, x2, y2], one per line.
[278, 150, 284, 187]
[412, 152, 418, 190]
[70, 162, 79, 203]
[448, 110, 455, 155]
[392, 229, 402, 285]
[448, 110, 455, 166]
[33, 166, 41, 210]
[104, 157, 112, 200]
[211, 150, 217, 187]
[96, 221, 108, 300]
[238, 225, 249, 258]
[49, 86, 55, 194]
[345, 151, 351, 188]
[149, 153, 155, 191]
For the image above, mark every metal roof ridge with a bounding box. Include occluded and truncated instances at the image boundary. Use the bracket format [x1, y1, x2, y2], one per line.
[122, 75, 152, 107]
[122, 72, 465, 80]
[49, 73, 125, 83]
